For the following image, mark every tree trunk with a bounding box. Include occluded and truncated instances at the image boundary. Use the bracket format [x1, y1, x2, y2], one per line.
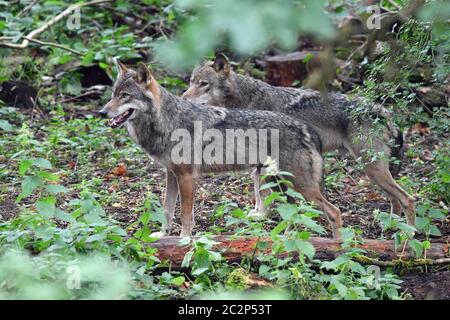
[149, 236, 450, 268]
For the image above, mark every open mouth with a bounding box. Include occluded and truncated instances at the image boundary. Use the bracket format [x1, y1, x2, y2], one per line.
[108, 109, 134, 128]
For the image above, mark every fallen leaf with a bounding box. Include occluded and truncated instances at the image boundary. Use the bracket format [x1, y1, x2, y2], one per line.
[108, 184, 120, 192]
[409, 123, 430, 136]
[67, 161, 76, 169]
[111, 163, 127, 176]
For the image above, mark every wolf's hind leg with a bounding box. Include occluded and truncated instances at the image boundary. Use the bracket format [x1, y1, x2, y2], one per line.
[364, 160, 415, 226]
[162, 170, 179, 235]
[286, 150, 343, 238]
[391, 198, 402, 215]
[347, 127, 414, 225]
[177, 172, 195, 237]
[297, 185, 343, 238]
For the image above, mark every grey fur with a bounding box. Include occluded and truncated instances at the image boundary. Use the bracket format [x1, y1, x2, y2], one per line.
[183, 55, 415, 227]
[100, 63, 342, 237]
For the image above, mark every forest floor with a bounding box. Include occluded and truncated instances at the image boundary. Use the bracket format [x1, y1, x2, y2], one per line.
[2, 104, 448, 238]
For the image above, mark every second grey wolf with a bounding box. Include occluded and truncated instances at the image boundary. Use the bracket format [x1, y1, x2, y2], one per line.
[182, 53, 415, 228]
[99, 60, 342, 237]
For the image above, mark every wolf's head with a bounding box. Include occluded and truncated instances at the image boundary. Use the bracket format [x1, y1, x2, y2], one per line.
[99, 59, 160, 128]
[182, 53, 233, 106]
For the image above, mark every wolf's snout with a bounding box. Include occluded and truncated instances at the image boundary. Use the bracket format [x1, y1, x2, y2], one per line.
[98, 109, 107, 118]
[181, 88, 194, 100]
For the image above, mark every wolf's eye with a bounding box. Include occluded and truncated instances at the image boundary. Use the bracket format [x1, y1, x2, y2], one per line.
[198, 80, 209, 87]
[120, 92, 130, 99]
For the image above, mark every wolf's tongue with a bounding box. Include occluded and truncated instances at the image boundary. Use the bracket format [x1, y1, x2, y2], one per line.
[108, 110, 131, 128]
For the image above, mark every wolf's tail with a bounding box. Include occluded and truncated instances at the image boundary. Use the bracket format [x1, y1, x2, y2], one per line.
[389, 127, 405, 177]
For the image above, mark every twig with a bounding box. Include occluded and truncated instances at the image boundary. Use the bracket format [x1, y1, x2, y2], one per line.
[0, 0, 112, 51]
[59, 90, 104, 103]
[23, 37, 82, 55]
[18, 0, 39, 17]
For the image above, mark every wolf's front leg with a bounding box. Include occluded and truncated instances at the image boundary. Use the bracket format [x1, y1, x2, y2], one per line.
[248, 167, 270, 219]
[177, 172, 195, 237]
[162, 170, 179, 235]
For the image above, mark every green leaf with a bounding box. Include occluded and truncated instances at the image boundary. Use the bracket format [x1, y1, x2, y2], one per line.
[86, 232, 107, 243]
[429, 225, 442, 237]
[19, 159, 33, 176]
[191, 267, 209, 276]
[428, 208, 446, 220]
[139, 211, 151, 225]
[178, 237, 192, 246]
[259, 181, 278, 191]
[134, 226, 154, 242]
[17, 176, 43, 201]
[231, 208, 245, 219]
[331, 278, 348, 297]
[37, 171, 59, 181]
[321, 260, 338, 271]
[36, 196, 56, 218]
[297, 231, 311, 240]
[171, 276, 186, 286]
[285, 188, 304, 200]
[415, 216, 429, 231]
[296, 239, 315, 260]
[284, 239, 297, 252]
[441, 172, 450, 183]
[299, 215, 326, 234]
[408, 239, 424, 257]
[263, 192, 284, 206]
[46, 184, 69, 193]
[276, 203, 297, 220]
[416, 205, 427, 216]
[181, 250, 194, 268]
[0, 119, 14, 131]
[32, 158, 52, 169]
[196, 236, 220, 247]
[259, 264, 271, 277]
[271, 220, 288, 238]
[193, 248, 211, 270]
[54, 209, 76, 223]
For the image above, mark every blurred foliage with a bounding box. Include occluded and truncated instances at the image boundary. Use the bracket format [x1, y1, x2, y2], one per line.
[156, 0, 335, 69]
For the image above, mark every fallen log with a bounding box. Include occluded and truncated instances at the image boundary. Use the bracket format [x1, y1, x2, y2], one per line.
[149, 236, 450, 268]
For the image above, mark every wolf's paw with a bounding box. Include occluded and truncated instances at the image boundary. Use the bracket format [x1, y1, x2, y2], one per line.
[150, 231, 166, 238]
[180, 229, 193, 237]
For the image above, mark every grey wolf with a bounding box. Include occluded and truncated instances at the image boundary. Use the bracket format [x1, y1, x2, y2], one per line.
[99, 60, 342, 237]
[182, 53, 415, 227]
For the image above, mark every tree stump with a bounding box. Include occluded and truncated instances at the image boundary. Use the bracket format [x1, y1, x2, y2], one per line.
[265, 51, 321, 87]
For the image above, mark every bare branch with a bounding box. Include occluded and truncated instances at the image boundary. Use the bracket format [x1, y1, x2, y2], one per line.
[0, 0, 112, 52]
[24, 37, 82, 55]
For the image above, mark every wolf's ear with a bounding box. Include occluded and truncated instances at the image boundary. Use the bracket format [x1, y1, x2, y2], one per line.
[135, 63, 153, 84]
[135, 63, 161, 105]
[114, 57, 128, 76]
[212, 53, 230, 75]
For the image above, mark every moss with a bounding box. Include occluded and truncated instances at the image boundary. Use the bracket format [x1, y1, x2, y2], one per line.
[225, 268, 249, 290]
